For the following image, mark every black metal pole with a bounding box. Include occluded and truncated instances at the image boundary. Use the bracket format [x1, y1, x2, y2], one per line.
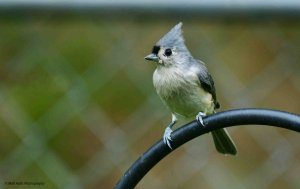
[114, 108, 300, 189]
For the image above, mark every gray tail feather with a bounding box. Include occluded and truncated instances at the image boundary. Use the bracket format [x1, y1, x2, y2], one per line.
[211, 128, 237, 155]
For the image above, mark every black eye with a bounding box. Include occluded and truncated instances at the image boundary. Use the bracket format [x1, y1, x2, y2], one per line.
[164, 48, 172, 56]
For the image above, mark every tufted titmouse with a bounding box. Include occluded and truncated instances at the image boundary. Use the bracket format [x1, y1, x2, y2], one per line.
[145, 22, 237, 155]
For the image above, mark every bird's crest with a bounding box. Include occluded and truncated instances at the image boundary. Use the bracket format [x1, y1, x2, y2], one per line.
[156, 22, 185, 48]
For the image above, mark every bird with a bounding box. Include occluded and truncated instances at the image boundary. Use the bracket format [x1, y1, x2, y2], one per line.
[144, 22, 237, 155]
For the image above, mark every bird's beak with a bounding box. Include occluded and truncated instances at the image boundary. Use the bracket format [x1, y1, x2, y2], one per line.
[145, 53, 159, 62]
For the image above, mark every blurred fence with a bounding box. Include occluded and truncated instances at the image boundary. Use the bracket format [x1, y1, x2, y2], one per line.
[0, 4, 300, 189]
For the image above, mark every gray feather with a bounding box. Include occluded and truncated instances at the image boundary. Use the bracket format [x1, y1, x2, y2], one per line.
[156, 22, 187, 51]
[193, 60, 220, 109]
[211, 129, 237, 155]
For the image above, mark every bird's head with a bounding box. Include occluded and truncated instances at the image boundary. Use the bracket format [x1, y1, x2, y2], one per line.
[145, 22, 192, 67]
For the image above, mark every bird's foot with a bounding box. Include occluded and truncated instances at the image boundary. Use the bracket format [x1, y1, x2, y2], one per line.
[163, 127, 173, 149]
[196, 112, 206, 126]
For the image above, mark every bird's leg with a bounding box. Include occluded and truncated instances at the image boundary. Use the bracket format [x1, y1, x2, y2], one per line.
[163, 113, 177, 149]
[196, 112, 206, 126]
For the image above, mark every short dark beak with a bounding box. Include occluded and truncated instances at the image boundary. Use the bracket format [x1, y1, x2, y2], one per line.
[145, 53, 159, 62]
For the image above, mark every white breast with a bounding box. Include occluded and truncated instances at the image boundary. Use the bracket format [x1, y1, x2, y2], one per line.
[153, 66, 188, 98]
[153, 66, 214, 118]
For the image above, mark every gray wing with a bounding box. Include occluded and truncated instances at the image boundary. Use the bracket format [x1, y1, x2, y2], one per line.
[195, 60, 220, 109]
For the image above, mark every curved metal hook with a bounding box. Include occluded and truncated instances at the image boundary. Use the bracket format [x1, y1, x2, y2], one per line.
[115, 108, 300, 189]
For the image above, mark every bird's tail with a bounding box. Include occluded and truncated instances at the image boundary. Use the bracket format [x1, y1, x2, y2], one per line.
[211, 128, 237, 155]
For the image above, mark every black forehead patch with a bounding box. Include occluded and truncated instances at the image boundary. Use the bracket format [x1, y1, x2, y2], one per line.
[152, 45, 160, 55]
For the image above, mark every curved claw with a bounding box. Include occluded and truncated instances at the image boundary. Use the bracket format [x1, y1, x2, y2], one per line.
[196, 112, 206, 127]
[163, 127, 173, 149]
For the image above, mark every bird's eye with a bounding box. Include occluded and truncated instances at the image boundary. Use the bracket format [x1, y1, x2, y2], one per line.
[164, 48, 172, 56]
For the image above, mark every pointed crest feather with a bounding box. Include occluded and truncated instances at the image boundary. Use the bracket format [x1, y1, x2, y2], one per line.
[156, 22, 185, 48]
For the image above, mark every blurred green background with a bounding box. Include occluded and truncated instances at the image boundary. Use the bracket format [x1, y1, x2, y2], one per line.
[0, 7, 300, 189]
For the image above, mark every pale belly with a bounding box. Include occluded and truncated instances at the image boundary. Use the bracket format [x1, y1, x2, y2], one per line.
[162, 86, 214, 118]
[153, 66, 215, 119]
